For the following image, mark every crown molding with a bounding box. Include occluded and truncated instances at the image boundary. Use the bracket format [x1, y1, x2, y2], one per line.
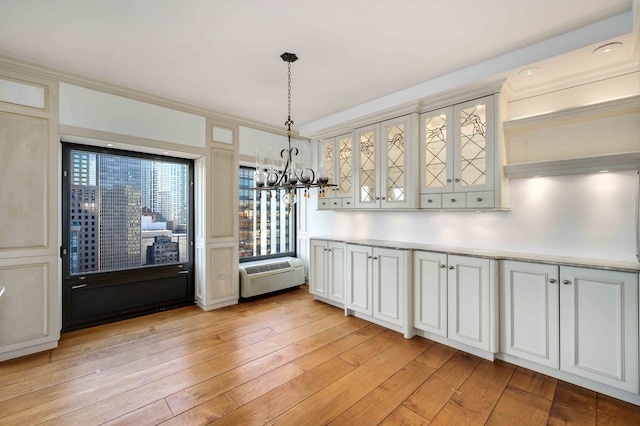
[0, 53, 293, 138]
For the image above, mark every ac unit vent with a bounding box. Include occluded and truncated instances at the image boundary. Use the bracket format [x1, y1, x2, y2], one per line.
[244, 261, 291, 275]
[239, 257, 304, 298]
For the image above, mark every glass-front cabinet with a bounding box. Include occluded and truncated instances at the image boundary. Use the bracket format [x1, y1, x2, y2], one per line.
[354, 114, 418, 209]
[420, 94, 505, 209]
[318, 133, 354, 209]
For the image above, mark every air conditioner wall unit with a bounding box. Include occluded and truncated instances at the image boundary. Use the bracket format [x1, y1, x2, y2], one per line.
[239, 256, 305, 298]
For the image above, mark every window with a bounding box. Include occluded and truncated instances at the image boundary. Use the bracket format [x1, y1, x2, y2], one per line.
[239, 165, 295, 260]
[66, 148, 191, 274]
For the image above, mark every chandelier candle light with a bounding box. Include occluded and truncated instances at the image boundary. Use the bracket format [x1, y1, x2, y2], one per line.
[253, 52, 336, 207]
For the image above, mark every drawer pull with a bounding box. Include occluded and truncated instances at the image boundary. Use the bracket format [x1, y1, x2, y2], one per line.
[548, 278, 557, 284]
[563, 280, 571, 285]
[450, 199, 456, 203]
[427, 199, 433, 203]
[440, 264, 446, 268]
[449, 266, 454, 270]
[477, 197, 482, 202]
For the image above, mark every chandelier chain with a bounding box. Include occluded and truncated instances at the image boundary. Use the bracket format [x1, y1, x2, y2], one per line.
[286, 61, 293, 127]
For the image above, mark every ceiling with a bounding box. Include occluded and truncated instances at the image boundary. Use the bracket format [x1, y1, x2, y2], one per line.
[0, 0, 637, 135]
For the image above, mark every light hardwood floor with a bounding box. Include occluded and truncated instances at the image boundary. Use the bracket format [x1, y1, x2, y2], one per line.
[1, 285, 639, 425]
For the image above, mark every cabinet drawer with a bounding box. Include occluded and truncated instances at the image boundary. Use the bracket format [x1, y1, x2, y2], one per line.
[341, 198, 354, 208]
[420, 194, 442, 209]
[318, 198, 331, 209]
[467, 191, 494, 208]
[442, 193, 467, 208]
[330, 199, 342, 208]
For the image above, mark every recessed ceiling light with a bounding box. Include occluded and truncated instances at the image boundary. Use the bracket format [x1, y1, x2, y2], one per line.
[106, 143, 114, 147]
[518, 67, 540, 77]
[592, 42, 622, 55]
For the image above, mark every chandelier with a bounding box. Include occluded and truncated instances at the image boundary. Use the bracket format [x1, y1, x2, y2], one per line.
[253, 52, 336, 206]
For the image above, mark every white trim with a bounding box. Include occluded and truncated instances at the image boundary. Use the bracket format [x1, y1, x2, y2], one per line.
[504, 152, 640, 178]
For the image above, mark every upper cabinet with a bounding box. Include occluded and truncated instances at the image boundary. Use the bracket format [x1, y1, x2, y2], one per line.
[353, 114, 418, 209]
[419, 94, 508, 210]
[317, 133, 355, 209]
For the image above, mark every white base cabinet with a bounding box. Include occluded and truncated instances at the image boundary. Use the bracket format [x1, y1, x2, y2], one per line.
[413, 252, 498, 355]
[346, 244, 412, 337]
[502, 261, 639, 395]
[413, 251, 448, 337]
[560, 266, 638, 394]
[309, 240, 346, 306]
[501, 260, 560, 369]
[447, 255, 499, 353]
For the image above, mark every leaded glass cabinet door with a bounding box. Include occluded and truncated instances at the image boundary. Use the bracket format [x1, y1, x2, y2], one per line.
[453, 95, 495, 193]
[420, 107, 454, 195]
[354, 124, 379, 208]
[318, 137, 335, 199]
[336, 133, 353, 199]
[380, 115, 415, 209]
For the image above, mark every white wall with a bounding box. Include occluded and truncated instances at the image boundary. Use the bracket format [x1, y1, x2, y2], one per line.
[59, 83, 206, 148]
[307, 170, 637, 262]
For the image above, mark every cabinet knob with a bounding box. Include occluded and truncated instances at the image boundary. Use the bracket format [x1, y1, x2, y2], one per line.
[449, 266, 454, 270]
[440, 264, 446, 268]
[548, 278, 556, 284]
[373, 256, 378, 260]
[367, 255, 372, 259]
[324, 248, 328, 251]
[427, 199, 433, 203]
[375, 197, 380, 200]
[450, 199, 456, 203]
[447, 179, 452, 183]
[455, 178, 460, 182]
[477, 198, 482, 202]
[381, 197, 386, 200]
[563, 280, 571, 285]
[327, 249, 332, 252]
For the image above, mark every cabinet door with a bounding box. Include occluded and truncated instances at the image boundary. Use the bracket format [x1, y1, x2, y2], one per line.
[380, 115, 414, 209]
[560, 267, 638, 393]
[501, 261, 559, 368]
[336, 133, 354, 199]
[346, 244, 373, 315]
[419, 106, 454, 195]
[372, 248, 405, 327]
[354, 124, 379, 209]
[448, 255, 496, 352]
[414, 251, 448, 336]
[453, 95, 495, 193]
[327, 242, 345, 303]
[309, 240, 327, 297]
[318, 137, 336, 200]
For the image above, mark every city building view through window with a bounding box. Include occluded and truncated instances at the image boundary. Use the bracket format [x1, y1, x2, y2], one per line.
[68, 149, 190, 275]
[239, 166, 295, 259]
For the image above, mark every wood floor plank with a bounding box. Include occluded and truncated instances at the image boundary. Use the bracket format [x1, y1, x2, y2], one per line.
[429, 359, 516, 425]
[227, 323, 386, 407]
[508, 366, 557, 401]
[32, 312, 355, 425]
[101, 399, 175, 426]
[330, 340, 444, 426]
[0, 328, 275, 421]
[270, 337, 431, 425]
[1, 286, 638, 426]
[164, 314, 370, 415]
[485, 385, 552, 425]
[547, 381, 597, 426]
[402, 349, 480, 420]
[209, 357, 357, 426]
[380, 405, 431, 425]
[596, 393, 640, 425]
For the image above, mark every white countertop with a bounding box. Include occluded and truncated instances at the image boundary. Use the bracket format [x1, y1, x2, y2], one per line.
[311, 237, 640, 273]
